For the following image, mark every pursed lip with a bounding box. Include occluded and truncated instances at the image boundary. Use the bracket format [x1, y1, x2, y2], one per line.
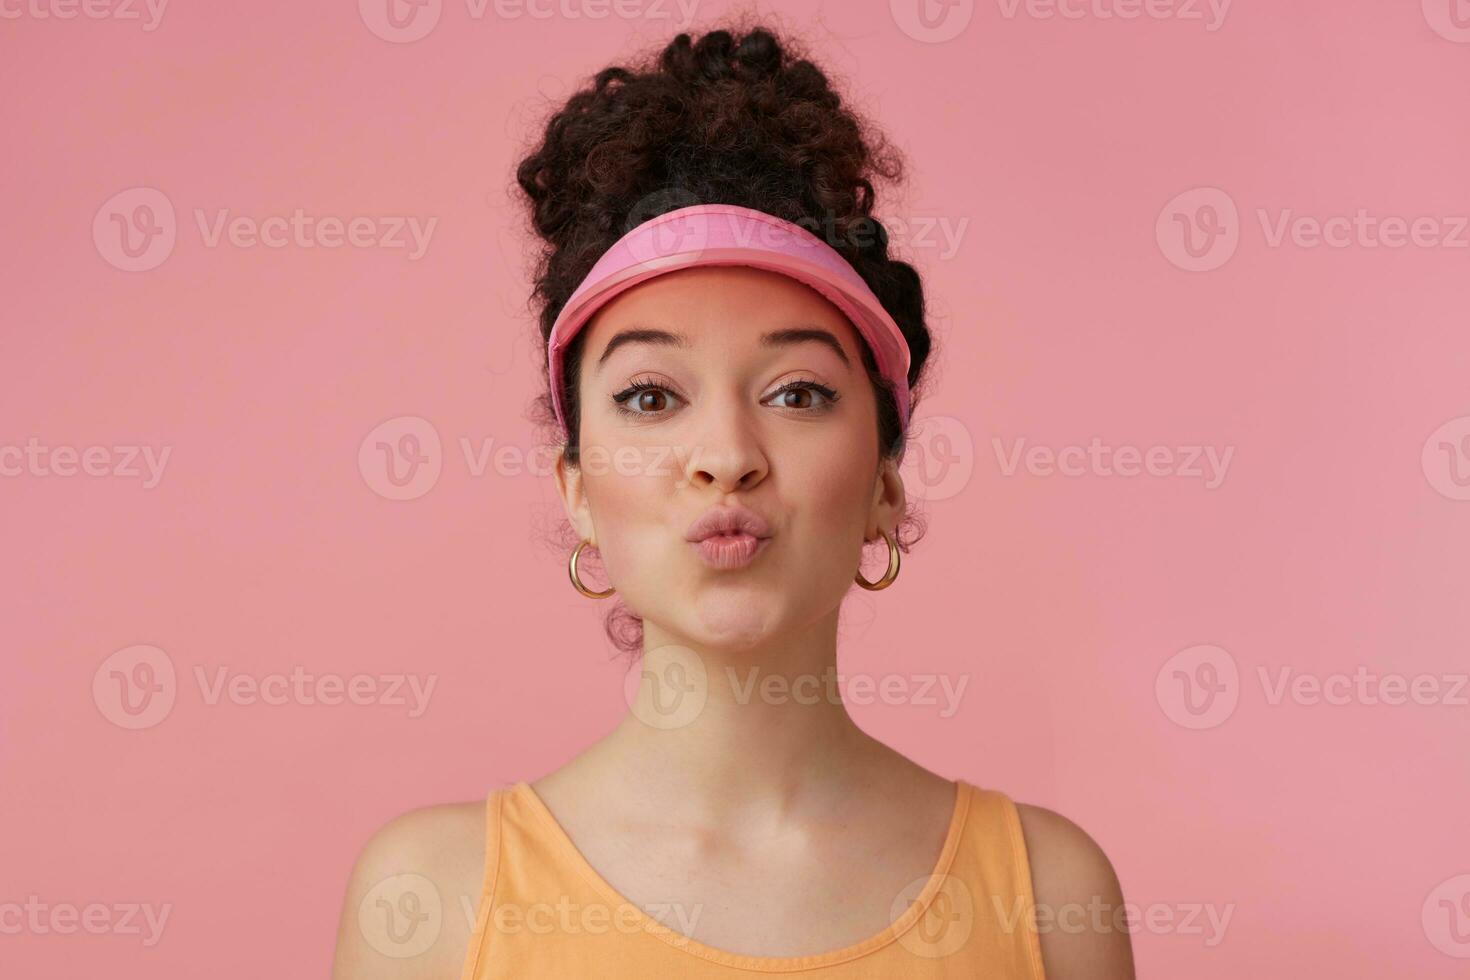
[684, 504, 774, 543]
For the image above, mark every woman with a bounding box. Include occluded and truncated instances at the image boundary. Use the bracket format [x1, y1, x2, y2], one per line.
[333, 22, 1135, 980]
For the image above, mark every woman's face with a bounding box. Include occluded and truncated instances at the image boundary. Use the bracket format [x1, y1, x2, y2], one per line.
[555, 264, 905, 652]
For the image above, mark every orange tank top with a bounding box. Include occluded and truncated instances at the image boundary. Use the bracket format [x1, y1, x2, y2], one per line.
[459, 779, 1046, 979]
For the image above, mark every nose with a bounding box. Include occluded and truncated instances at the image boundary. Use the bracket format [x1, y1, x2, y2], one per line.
[680, 396, 769, 493]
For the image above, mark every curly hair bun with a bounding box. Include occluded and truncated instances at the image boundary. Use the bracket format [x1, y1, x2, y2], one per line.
[515, 21, 933, 461]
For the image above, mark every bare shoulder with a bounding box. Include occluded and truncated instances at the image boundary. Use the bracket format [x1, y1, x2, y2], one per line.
[1014, 802, 1137, 980]
[330, 798, 489, 980]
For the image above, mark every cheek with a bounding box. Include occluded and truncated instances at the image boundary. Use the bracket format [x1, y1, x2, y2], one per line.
[771, 433, 876, 611]
[577, 447, 675, 580]
[786, 422, 879, 540]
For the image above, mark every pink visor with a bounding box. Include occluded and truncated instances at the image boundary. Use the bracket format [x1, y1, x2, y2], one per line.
[546, 203, 912, 438]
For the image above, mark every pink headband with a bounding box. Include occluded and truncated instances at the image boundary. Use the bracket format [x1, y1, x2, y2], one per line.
[546, 203, 912, 438]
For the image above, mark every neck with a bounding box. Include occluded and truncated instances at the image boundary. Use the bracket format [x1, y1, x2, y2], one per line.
[590, 606, 886, 822]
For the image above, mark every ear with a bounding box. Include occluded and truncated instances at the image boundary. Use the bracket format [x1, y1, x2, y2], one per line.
[554, 449, 597, 548]
[867, 456, 906, 541]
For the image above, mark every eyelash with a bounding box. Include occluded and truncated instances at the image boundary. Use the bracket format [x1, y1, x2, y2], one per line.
[610, 378, 841, 418]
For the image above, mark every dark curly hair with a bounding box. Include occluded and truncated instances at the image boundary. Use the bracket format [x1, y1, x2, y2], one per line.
[513, 21, 937, 656]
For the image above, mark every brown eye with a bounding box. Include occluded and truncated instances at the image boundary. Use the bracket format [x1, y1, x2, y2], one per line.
[612, 381, 681, 416]
[776, 388, 812, 409]
[765, 380, 839, 412]
[634, 390, 668, 412]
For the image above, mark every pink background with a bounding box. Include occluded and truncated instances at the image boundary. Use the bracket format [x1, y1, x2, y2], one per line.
[4, 0, 1469, 976]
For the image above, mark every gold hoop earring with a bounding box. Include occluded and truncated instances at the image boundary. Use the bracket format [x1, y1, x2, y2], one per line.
[855, 528, 901, 591]
[569, 539, 615, 599]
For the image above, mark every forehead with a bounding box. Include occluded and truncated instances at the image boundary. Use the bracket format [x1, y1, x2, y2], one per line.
[581, 264, 863, 357]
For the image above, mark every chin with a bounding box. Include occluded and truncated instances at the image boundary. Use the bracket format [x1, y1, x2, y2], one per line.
[677, 595, 780, 653]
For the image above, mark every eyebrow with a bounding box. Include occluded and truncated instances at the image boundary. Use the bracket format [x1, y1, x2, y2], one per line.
[595, 326, 851, 371]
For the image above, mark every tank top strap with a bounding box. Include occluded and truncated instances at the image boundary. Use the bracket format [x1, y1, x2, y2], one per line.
[942, 780, 1048, 979]
[461, 782, 642, 980]
[459, 785, 507, 980]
